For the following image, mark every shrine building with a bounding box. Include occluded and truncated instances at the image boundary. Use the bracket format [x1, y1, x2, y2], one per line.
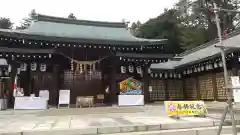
[151, 29, 240, 102]
[0, 14, 175, 106]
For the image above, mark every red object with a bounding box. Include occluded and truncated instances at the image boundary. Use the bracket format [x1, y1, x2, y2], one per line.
[13, 75, 17, 90]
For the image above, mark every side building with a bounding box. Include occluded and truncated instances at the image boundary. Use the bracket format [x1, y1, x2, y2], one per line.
[151, 29, 240, 101]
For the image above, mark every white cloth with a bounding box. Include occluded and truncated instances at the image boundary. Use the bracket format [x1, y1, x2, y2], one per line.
[13, 89, 24, 97]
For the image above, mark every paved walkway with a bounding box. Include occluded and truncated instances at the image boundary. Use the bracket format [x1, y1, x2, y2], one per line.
[0, 106, 217, 135]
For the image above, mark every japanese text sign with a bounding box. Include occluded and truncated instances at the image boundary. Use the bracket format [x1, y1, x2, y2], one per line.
[164, 101, 207, 116]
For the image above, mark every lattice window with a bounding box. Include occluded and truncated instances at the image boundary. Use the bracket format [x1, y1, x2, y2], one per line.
[150, 79, 165, 101]
[168, 80, 184, 100]
[199, 74, 214, 100]
[216, 71, 232, 100]
[185, 78, 197, 100]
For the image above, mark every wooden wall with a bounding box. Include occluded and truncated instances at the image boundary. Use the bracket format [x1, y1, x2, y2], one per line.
[198, 74, 214, 100]
[150, 79, 165, 101]
[150, 69, 237, 101]
[149, 79, 184, 101]
[168, 80, 184, 100]
[185, 77, 197, 100]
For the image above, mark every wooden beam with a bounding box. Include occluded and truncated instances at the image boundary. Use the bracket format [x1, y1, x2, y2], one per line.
[0, 47, 55, 54]
[212, 72, 218, 101]
[196, 76, 201, 100]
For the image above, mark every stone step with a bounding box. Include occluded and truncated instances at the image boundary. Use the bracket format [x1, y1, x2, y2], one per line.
[100, 126, 240, 135]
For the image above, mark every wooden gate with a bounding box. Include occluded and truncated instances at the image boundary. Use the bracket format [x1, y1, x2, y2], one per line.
[150, 79, 165, 101]
[198, 74, 214, 100]
[29, 72, 55, 104]
[61, 70, 103, 104]
[185, 77, 197, 100]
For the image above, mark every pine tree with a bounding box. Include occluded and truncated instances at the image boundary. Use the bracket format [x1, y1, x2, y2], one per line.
[68, 13, 76, 19]
[0, 17, 13, 29]
[16, 9, 37, 30]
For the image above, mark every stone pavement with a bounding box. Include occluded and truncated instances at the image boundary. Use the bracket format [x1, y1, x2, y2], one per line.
[0, 105, 222, 135]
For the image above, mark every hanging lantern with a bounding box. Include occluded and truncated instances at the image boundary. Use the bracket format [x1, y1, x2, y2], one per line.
[154, 73, 158, 78]
[173, 73, 177, 78]
[149, 86, 152, 93]
[164, 73, 168, 78]
[4, 69, 9, 76]
[80, 64, 83, 73]
[159, 73, 163, 78]
[194, 67, 197, 72]
[8, 65, 12, 73]
[205, 64, 209, 70]
[183, 70, 186, 75]
[178, 74, 181, 78]
[219, 61, 223, 67]
[148, 68, 151, 74]
[189, 69, 193, 73]
[71, 59, 74, 71]
[150, 73, 154, 77]
[121, 66, 126, 73]
[136, 66, 142, 74]
[30, 62, 37, 71]
[201, 65, 205, 71]
[128, 65, 134, 73]
[20, 63, 27, 71]
[209, 64, 213, 69]
[17, 68, 21, 74]
[40, 63, 47, 72]
[214, 62, 218, 68]
[187, 69, 190, 74]
[169, 73, 173, 78]
[197, 67, 201, 72]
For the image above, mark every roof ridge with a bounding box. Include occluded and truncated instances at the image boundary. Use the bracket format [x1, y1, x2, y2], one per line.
[35, 14, 127, 28]
[178, 28, 240, 57]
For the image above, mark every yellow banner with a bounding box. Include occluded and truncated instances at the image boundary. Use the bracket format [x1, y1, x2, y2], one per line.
[164, 101, 207, 116]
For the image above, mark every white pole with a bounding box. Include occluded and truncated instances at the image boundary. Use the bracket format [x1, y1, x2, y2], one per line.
[212, 2, 237, 135]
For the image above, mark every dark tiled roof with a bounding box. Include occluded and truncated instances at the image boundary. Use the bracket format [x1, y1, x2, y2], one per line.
[0, 14, 167, 46]
[151, 29, 240, 70]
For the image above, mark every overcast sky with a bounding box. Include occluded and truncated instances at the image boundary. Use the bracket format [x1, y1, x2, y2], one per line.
[0, 0, 179, 26]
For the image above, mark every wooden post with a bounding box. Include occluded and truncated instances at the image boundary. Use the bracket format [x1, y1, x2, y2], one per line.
[164, 79, 169, 100]
[196, 76, 201, 100]
[51, 65, 60, 106]
[212, 72, 218, 101]
[182, 78, 187, 100]
[109, 57, 117, 105]
[143, 64, 150, 103]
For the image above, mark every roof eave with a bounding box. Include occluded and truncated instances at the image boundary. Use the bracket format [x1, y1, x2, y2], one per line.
[0, 29, 166, 46]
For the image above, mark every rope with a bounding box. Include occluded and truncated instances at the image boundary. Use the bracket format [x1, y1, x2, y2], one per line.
[59, 52, 108, 65]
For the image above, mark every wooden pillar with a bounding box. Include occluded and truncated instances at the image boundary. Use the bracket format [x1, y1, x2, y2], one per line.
[143, 64, 150, 103]
[109, 57, 117, 105]
[164, 79, 169, 100]
[50, 65, 60, 106]
[196, 76, 201, 100]
[182, 78, 187, 100]
[212, 72, 218, 101]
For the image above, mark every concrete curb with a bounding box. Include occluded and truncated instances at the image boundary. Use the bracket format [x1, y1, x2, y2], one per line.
[0, 121, 216, 135]
[100, 126, 240, 135]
